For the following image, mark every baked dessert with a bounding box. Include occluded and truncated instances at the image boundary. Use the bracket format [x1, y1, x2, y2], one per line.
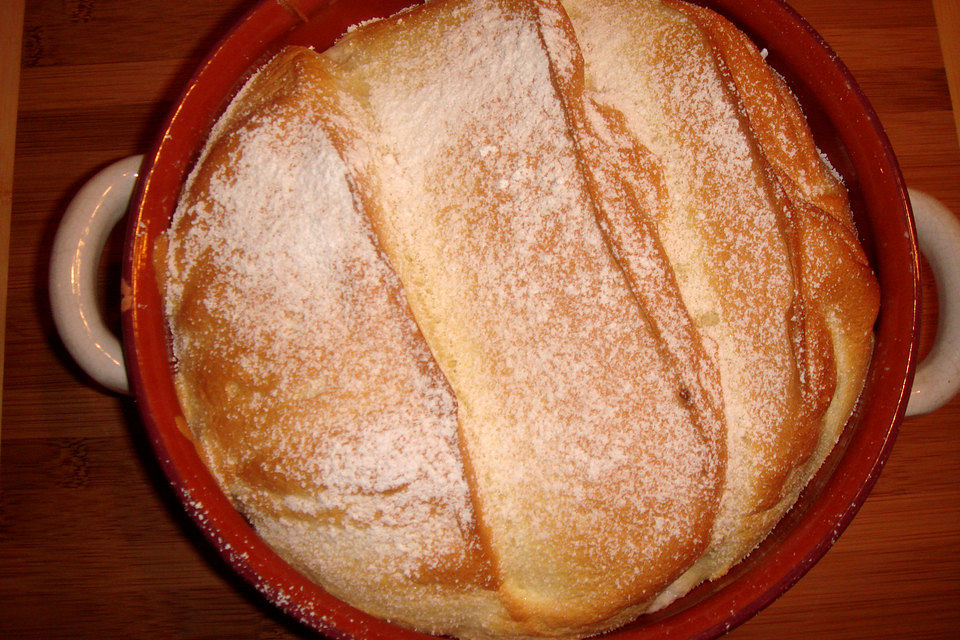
[155, 0, 880, 638]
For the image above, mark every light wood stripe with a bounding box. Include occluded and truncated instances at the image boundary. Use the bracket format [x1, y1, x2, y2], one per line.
[0, 0, 26, 438]
[933, 0, 960, 146]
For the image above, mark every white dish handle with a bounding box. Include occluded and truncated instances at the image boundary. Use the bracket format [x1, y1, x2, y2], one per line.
[49, 155, 143, 395]
[906, 188, 960, 416]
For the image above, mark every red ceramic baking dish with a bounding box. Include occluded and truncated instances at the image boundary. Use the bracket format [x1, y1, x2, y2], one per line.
[47, 0, 960, 638]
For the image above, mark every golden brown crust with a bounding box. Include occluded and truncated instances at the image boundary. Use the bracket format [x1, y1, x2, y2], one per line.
[653, 0, 878, 589]
[323, 0, 723, 628]
[159, 0, 879, 637]
[552, 0, 879, 598]
[162, 44, 495, 608]
[675, 4, 836, 510]
[669, 0, 879, 505]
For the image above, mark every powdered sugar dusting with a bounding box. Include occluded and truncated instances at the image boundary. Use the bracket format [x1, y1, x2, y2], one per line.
[158, 0, 873, 634]
[560, 0, 805, 563]
[328, 0, 721, 610]
[163, 50, 482, 588]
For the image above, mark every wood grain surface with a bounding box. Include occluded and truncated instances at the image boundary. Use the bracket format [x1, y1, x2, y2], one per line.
[2, 0, 959, 638]
[0, 0, 25, 430]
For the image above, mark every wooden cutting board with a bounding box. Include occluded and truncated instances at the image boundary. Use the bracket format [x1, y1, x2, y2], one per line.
[2, 0, 959, 638]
